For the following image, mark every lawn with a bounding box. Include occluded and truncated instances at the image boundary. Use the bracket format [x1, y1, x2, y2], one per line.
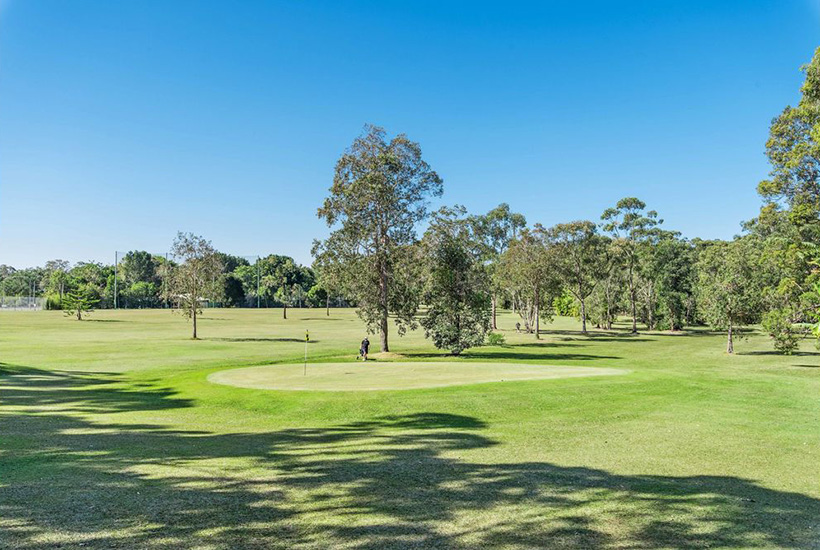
[1, 308, 818, 549]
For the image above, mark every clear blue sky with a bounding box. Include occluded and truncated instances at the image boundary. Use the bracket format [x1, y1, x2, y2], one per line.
[1, 1, 818, 268]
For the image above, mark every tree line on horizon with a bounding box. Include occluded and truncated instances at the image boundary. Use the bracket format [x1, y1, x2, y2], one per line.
[0, 250, 327, 313]
[2, 48, 818, 354]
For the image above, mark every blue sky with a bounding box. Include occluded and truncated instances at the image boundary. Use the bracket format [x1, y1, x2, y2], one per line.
[1, 1, 819, 268]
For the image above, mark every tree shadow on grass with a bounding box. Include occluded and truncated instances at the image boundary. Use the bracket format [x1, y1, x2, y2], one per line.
[538, 329, 650, 342]
[738, 350, 820, 357]
[207, 337, 319, 343]
[403, 343, 620, 362]
[1, 367, 817, 549]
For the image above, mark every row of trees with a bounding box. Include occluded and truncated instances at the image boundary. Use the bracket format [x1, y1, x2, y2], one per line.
[0, 250, 325, 313]
[5, 48, 818, 352]
[313, 43, 820, 357]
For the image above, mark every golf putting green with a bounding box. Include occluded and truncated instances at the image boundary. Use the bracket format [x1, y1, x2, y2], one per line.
[207, 361, 628, 391]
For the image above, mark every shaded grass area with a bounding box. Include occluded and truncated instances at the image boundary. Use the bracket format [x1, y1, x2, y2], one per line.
[2, 367, 818, 549]
[0, 309, 818, 549]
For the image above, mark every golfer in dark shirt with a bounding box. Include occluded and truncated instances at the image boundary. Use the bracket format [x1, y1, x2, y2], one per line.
[360, 337, 370, 361]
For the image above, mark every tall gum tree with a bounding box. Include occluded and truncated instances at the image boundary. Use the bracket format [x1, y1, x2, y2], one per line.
[601, 197, 661, 333]
[164, 232, 223, 339]
[753, 47, 820, 332]
[696, 238, 764, 354]
[497, 229, 560, 339]
[469, 204, 527, 330]
[545, 221, 609, 333]
[316, 125, 443, 352]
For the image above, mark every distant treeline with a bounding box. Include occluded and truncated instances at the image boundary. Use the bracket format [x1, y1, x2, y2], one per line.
[0, 252, 341, 310]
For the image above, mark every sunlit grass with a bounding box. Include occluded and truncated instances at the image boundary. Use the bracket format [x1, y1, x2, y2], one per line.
[1, 308, 818, 549]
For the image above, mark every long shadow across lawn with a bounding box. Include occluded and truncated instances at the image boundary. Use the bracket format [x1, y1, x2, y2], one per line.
[1, 366, 816, 549]
[207, 337, 320, 343]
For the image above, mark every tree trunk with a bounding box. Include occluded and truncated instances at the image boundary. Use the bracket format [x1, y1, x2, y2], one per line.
[727, 322, 734, 354]
[630, 285, 638, 334]
[378, 255, 389, 352]
[534, 289, 540, 340]
[77, 309, 82, 321]
[379, 314, 389, 352]
[192, 308, 197, 339]
[283, 304, 287, 320]
[581, 298, 587, 333]
[668, 305, 678, 331]
[491, 294, 497, 330]
[326, 296, 330, 317]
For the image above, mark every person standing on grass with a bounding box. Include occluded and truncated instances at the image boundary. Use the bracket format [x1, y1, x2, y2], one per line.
[360, 337, 370, 361]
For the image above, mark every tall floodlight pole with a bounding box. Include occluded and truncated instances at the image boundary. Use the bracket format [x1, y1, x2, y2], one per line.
[114, 251, 118, 309]
[256, 257, 260, 309]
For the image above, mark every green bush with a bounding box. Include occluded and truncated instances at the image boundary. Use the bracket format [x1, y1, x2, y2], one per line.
[762, 309, 801, 355]
[45, 293, 62, 310]
[553, 290, 579, 317]
[486, 332, 506, 346]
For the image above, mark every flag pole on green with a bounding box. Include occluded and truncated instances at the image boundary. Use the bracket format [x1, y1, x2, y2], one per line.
[304, 329, 309, 376]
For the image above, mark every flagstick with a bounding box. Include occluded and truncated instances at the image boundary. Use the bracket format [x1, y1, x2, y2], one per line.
[304, 329, 309, 376]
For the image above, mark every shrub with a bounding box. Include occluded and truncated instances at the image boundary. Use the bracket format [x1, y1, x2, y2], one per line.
[45, 293, 62, 310]
[552, 290, 579, 317]
[762, 309, 801, 355]
[486, 332, 506, 346]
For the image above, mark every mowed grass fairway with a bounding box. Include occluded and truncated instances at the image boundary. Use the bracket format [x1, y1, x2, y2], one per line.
[1, 309, 818, 549]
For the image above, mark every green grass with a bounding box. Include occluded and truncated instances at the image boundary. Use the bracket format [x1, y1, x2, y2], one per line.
[208, 362, 627, 391]
[1, 308, 818, 549]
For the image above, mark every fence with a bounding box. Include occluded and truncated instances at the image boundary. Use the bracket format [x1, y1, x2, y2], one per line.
[0, 296, 46, 310]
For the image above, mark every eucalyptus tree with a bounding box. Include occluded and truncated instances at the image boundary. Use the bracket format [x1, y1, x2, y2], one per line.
[420, 206, 491, 355]
[751, 46, 820, 345]
[120, 251, 160, 286]
[587, 265, 622, 330]
[696, 237, 764, 354]
[644, 234, 695, 331]
[258, 254, 310, 318]
[601, 197, 661, 333]
[316, 124, 443, 352]
[311, 242, 346, 316]
[164, 232, 224, 339]
[544, 220, 609, 333]
[469, 203, 527, 329]
[757, 46, 820, 235]
[497, 229, 560, 339]
[44, 259, 71, 304]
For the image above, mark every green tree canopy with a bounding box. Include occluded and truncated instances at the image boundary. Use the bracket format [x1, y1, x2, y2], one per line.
[601, 197, 662, 333]
[544, 220, 609, 333]
[316, 124, 443, 352]
[696, 238, 765, 354]
[164, 232, 224, 339]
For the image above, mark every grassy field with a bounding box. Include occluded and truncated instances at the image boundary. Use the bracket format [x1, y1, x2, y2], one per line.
[1, 308, 818, 549]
